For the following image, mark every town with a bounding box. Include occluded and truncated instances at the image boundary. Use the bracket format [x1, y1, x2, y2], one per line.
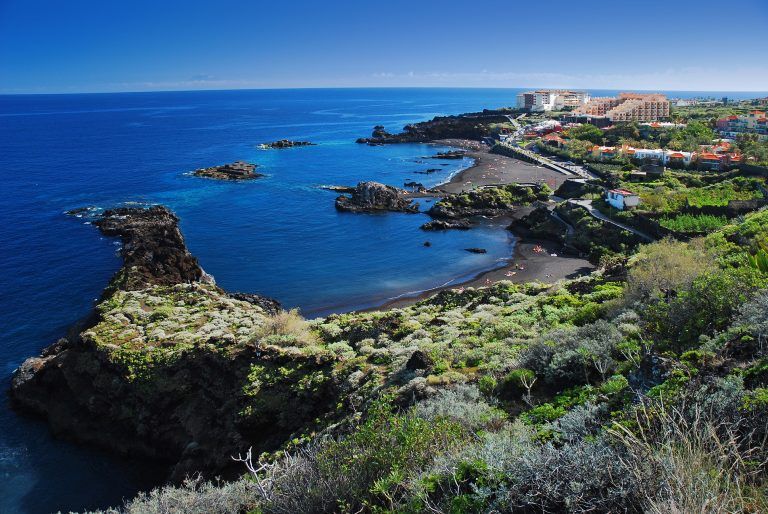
[452, 89, 768, 260]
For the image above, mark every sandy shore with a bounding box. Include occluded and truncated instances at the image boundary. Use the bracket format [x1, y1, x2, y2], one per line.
[364, 142, 595, 311]
[431, 139, 570, 194]
[375, 237, 593, 311]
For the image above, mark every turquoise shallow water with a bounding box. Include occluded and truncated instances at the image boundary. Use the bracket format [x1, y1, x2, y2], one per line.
[1, 87, 766, 512]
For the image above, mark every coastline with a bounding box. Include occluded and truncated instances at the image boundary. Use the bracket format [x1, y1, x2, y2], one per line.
[369, 237, 593, 312]
[352, 144, 595, 313]
[430, 139, 570, 194]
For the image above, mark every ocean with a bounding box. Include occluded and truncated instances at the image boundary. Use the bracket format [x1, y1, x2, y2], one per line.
[1, 87, 765, 513]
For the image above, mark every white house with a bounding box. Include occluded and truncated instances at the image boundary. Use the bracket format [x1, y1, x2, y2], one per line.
[664, 150, 694, 166]
[606, 189, 640, 210]
[628, 148, 694, 166]
[632, 148, 666, 161]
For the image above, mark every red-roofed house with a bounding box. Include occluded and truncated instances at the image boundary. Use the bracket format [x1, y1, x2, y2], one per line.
[591, 146, 618, 160]
[698, 152, 725, 170]
[542, 133, 566, 148]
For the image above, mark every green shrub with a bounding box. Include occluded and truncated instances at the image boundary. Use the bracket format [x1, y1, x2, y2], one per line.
[659, 213, 728, 233]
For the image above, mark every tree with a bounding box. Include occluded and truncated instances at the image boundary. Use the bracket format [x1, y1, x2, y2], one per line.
[626, 238, 715, 303]
[565, 138, 595, 161]
[567, 124, 605, 145]
[669, 121, 715, 151]
[606, 122, 640, 144]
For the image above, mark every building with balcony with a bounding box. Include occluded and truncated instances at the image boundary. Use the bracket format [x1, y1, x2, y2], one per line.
[716, 111, 768, 141]
[516, 89, 590, 112]
[574, 93, 670, 122]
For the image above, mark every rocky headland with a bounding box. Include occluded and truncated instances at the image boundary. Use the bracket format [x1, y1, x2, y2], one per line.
[335, 181, 419, 213]
[9, 207, 367, 483]
[355, 109, 517, 145]
[7, 203, 590, 492]
[193, 161, 263, 180]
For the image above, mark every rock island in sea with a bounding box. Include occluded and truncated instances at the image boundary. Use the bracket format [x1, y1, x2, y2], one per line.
[193, 161, 263, 180]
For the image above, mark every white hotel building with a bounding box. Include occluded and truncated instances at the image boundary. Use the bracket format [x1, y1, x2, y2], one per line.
[516, 89, 590, 112]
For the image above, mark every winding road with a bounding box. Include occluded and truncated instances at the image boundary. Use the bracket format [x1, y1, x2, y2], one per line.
[568, 199, 655, 242]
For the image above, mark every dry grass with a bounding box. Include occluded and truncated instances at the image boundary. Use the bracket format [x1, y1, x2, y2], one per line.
[610, 402, 768, 514]
[253, 308, 319, 347]
[80, 475, 258, 514]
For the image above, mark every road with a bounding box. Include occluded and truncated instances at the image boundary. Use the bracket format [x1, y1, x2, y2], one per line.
[496, 142, 577, 177]
[568, 199, 654, 242]
[498, 116, 594, 179]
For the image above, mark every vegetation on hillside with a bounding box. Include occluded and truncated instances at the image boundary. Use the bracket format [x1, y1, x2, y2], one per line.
[83, 199, 768, 513]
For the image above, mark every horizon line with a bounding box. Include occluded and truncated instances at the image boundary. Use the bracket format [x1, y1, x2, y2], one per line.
[2, 85, 768, 97]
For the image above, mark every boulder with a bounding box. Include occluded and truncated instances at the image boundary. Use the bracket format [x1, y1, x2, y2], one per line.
[406, 350, 433, 371]
[260, 140, 315, 149]
[335, 181, 419, 213]
[420, 219, 473, 231]
[192, 161, 262, 180]
[430, 150, 465, 160]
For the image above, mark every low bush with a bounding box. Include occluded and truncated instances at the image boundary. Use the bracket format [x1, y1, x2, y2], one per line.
[253, 308, 319, 347]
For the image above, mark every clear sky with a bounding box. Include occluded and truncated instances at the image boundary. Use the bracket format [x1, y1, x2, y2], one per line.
[1, 0, 767, 94]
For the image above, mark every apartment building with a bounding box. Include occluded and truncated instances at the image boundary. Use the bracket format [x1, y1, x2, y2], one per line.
[716, 111, 768, 141]
[516, 89, 590, 112]
[573, 97, 622, 117]
[574, 93, 670, 122]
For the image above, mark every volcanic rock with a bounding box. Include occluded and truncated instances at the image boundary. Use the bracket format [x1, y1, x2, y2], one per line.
[335, 181, 419, 213]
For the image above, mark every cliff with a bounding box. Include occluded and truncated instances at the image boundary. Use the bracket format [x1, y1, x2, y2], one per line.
[13, 207, 768, 513]
[9, 207, 361, 481]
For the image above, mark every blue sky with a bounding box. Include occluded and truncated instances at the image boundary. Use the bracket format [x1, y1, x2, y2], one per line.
[1, 0, 767, 94]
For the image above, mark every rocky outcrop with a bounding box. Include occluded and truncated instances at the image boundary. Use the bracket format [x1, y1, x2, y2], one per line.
[464, 248, 487, 254]
[403, 181, 426, 192]
[193, 161, 262, 180]
[259, 140, 315, 149]
[94, 206, 206, 291]
[507, 206, 568, 242]
[319, 185, 356, 194]
[420, 219, 473, 231]
[429, 150, 466, 160]
[355, 110, 518, 144]
[427, 184, 552, 219]
[230, 292, 283, 316]
[8, 207, 335, 483]
[553, 178, 604, 200]
[335, 181, 419, 213]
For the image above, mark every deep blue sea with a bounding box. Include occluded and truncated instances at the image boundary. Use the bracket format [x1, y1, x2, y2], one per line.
[1, 87, 766, 513]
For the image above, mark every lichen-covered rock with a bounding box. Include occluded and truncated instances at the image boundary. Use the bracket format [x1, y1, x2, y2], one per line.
[335, 181, 419, 213]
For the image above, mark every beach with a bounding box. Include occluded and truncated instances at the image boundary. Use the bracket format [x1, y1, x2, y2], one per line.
[375, 236, 593, 310]
[372, 147, 595, 311]
[432, 139, 570, 194]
